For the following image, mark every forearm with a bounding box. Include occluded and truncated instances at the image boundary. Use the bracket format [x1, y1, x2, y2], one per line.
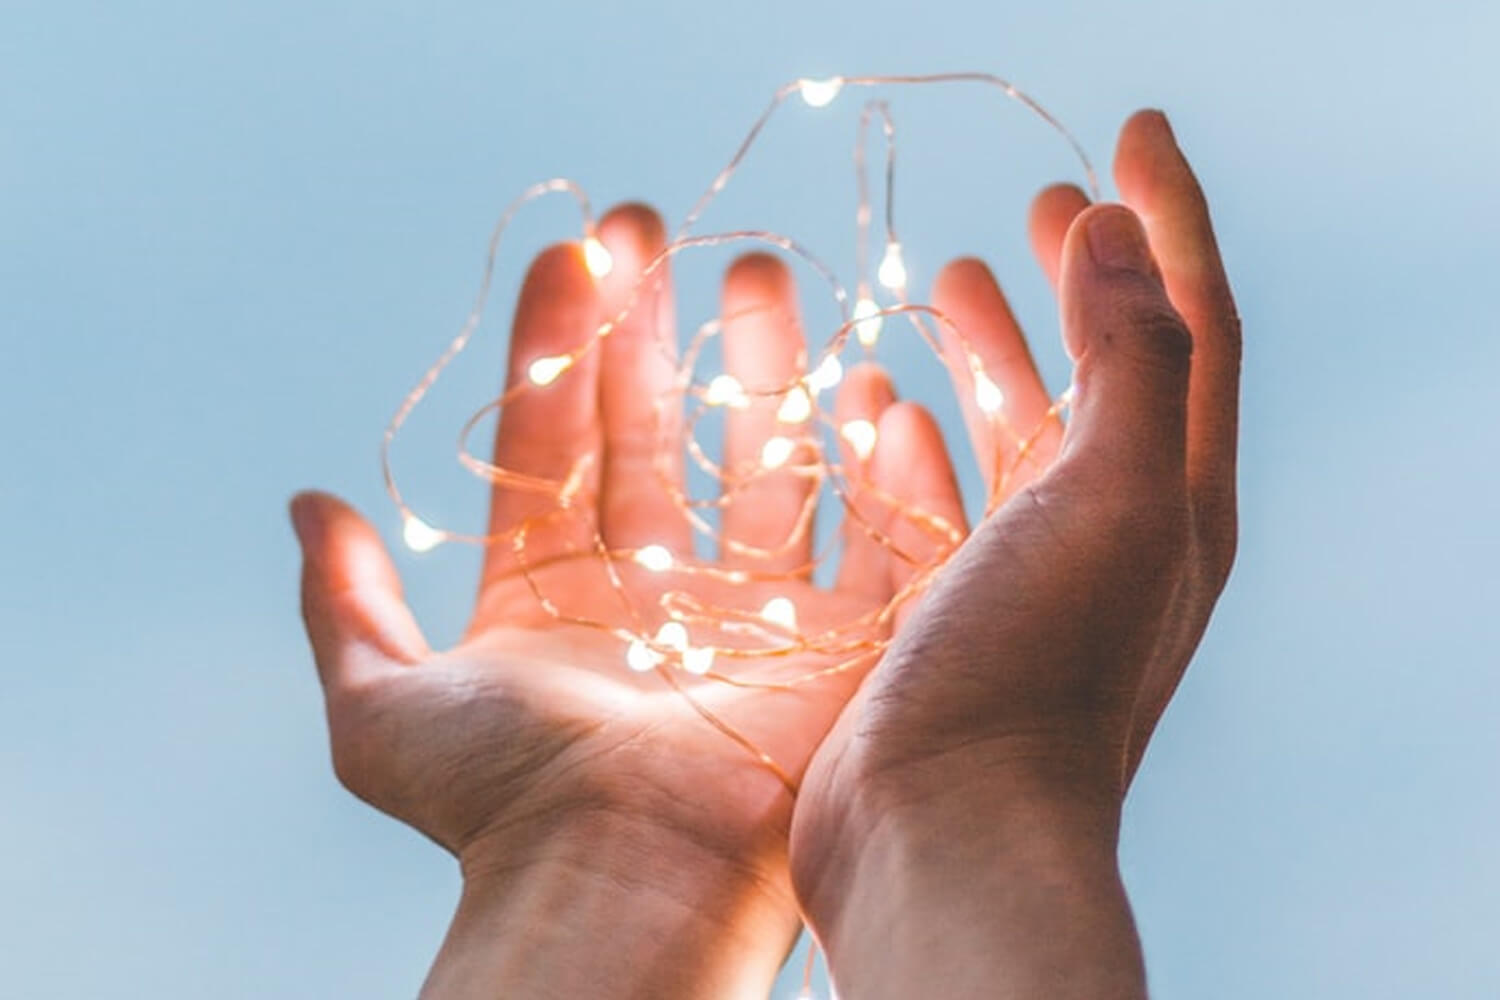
[800, 779, 1145, 1000]
[423, 810, 799, 1000]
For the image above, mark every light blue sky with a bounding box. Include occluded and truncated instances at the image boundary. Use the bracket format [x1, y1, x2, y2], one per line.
[3, 1, 1497, 996]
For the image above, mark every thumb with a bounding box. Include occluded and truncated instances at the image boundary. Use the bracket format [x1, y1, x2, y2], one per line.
[290, 491, 429, 692]
[1057, 203, 1192, 481]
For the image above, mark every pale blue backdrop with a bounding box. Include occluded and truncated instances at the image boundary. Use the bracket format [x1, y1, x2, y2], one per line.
[3, 0, 1498, 996]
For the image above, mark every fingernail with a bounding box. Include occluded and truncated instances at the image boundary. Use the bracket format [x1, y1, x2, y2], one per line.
[1085, 207, 1154, 273]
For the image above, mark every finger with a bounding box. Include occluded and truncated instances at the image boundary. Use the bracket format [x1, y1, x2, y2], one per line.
[1113, 110, 1240, 530]
[1057, 203, 1193, 485]
[833, 363, 897, 601]
[932, 257, 1061, 501]
[482, 242, 603, 589]
[719, 252, 814, 575]
[596, 204, 692, 553]
[1028, 183, 1092, 292]
[291, 491, 427, 694]
[869, 403, 968, 629]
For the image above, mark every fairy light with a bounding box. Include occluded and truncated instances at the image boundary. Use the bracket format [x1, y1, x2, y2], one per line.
[798, 77, 843, 107]
[380, 73, 1100, 792]
[402, 514, 445, 552]
[583, 235, 614, 277]
[974, 370, 1006, 415]
[806, 354, 843, 393]
[705, 373, 750, 408]
[527, 354, 572, 387]
[761, 596, 798, 631]
[840, 418, 878, 461]
[877, 241, 907, 291]
[633, 543, 675, 572]
[761, 435, 796, 470]
[777, 385, 813, 424]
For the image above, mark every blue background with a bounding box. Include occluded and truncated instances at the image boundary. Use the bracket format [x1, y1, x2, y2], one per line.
[3, 1, 1497, 996]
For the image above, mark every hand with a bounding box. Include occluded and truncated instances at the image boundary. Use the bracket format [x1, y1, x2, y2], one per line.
[291, 205, 967, 998]
[789, 110, 1240, 999]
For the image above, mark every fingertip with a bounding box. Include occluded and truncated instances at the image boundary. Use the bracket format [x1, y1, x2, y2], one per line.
[522, 241, 599, 302]
[597, 202, 667, 284]
[835, 362, 897, 416]
[724, 250, 793, 301]
[1029, 183, 1091, 288]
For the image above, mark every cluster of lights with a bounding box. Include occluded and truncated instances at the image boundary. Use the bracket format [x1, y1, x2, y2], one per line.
[383, 71, 1097, 776]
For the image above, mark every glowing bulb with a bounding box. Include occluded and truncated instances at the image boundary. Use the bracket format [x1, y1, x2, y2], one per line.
[760, 596, 798, 631]
[655, 621, 689, 651]
[583, 235, 613, 277]
[682, 646, 715, 675]
[402, 514, 444, 552]
[798, 77, 843, 108]
[776, 386, 812, 424]
[878, 242, 907, 290]
[761, 435, 796, 469]
[528, 354, 572, 387]
[1060, 383, 1077, 405]
[705, 373, 750, 409]
[633, 543, 674, 572]
[853, 296, 883, 347]
[974, 371, 1006, 414]
[626, 638, 663, 673]
[806, 354, 844, 392]
[840, 418, 878, 461]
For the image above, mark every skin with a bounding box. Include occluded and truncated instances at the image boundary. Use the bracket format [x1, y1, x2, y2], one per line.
[790, 110, 1240, 998]
[291, 108, 1238, 998]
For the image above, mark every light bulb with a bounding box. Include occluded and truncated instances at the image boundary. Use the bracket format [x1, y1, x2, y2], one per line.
[402, 514, 444, 552]
[626, 638, 663, 673]
[840, 418, 878, 461]
[682, 646, 715, 675]
[705, 373, 750, 409]
[776, 386, 812, 424]
[853, 296, 883, 347]
[582, 235, 613, 277]
[877, 242, 907, 290]
[806, 354, 844, 392]
[527, 354, 572, 387]
[798, 77, 843, 108]
[760, 596, 798, 630]
[633, 544, 674, 572]
[761, 435, 796, 469]
[655, 621, 689, 651]
[974, 371, 1005, 414]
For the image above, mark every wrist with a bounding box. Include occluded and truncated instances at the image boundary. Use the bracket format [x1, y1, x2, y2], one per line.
[423, 808, 798, 1000]
[794, 761, 1139, 999]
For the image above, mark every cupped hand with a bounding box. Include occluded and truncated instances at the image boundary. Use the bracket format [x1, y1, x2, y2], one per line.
[291, 205, 967, 997]
[789, 110, 1240, 996]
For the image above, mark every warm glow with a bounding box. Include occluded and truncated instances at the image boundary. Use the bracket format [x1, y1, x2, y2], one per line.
[527, 354, 572, 386]
[626, 638, 662, 673]
[633, 544, 674, 572]
[760, 596, 798, 630]
[682, 646, 715, 675]
[776, 385, 813, 424]
[974, 371, 1005, 414]
[705, 373, 750, 409]
[798, 77, 843, 108]
[761, 435, 796, 469]
[655, 621, 689, 651]
[853, 296, 883, 347]
[877, 241, 907, 290]
[583, 235, 613, 277]
[840, 418, 878, 461]
[806, 354, 843, 392]
[402, 514, 444, 552]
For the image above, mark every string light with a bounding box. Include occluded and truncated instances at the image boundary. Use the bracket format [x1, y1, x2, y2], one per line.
[380, 73, 1100, 792]
[582, 235, 614, 277]
[840, 418, 878, 461]
[402, 514, 444, 552]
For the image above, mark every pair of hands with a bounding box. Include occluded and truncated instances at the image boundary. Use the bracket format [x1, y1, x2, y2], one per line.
[291, 109, 1239, 999]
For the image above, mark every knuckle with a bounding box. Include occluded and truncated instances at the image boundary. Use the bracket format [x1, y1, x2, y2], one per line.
[1104, 295, 1194, 373]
